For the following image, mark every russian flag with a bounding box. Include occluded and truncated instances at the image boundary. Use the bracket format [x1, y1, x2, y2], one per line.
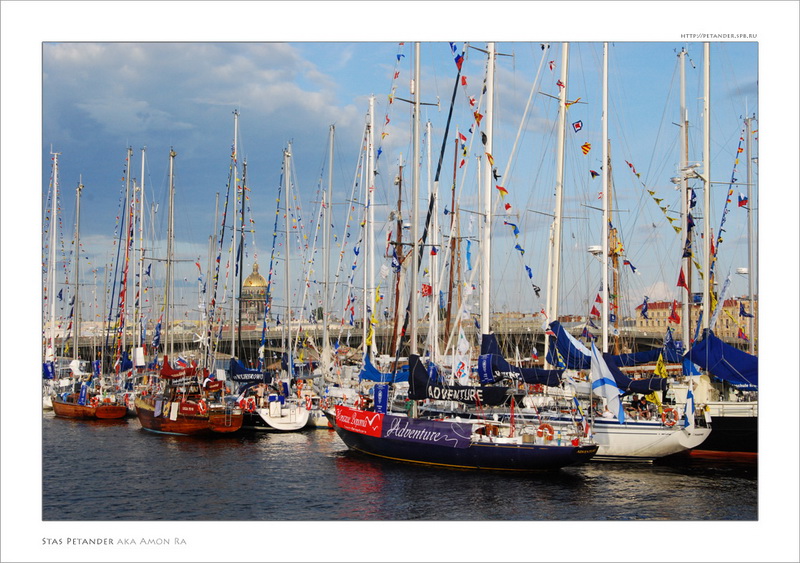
[738, 192, 749, 207]
[176, 356, 188, 368]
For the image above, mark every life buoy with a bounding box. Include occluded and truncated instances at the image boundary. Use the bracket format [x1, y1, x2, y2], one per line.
[244, 397, 256, 412]
[532, 384, 544, 394]
[353, 396, 363, 409]
[197, 399, 208, 414]
[536, 423, 555, 441]
[90, 396, 99, 407]
[320, 398, 329, 410]
[662, 407, 678, 427]
[305, 396, 312, 411]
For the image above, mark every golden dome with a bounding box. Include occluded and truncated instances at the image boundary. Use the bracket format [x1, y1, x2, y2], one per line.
[243, 263, 267, 288]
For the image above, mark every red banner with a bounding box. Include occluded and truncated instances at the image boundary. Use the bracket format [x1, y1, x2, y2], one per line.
[335, 405, 383, 437]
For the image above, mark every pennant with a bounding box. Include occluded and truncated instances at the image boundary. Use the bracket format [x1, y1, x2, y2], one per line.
[581, 142, 591, 155]
[640, 296, 650, 319]
[454, 54, 464, 70]
[503, 221, 520, 237]
[548, 60, 555, 71]
[590, 305, 600, 317]
[737, 328, 749, 341]
[565, 97, 581, 108]
[739, 302, 754, 318]
[595, 294, 603, 304]
[473, 112, 483, 126]
[485, 152, 494, 166]
[458, 132, 467, 142]
[590, 170, 599, 178]
[430, 246, 438, 256]
[496, 185, 508, 197]
[738, 193, 749, 207]
[504, 202, 512, 213]
[623, 259, 637, 273]
[668, 300, 681, 324]
[572, 120, 583, 133]
[461, 75, 468, 86]
[556, 79, 565, 89]
[581, 327, 595, 340]
[677, 268, 689, 290]
[525, 265, 533, 279]
[514, 244, 525, 256]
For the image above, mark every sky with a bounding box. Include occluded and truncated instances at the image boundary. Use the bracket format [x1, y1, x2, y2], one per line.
[3, 2, 800, 562]
[38, 38, 761, 334]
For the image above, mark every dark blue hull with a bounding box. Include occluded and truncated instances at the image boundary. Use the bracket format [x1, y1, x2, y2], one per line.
[691, 414, 757, 454]
[332, 422, 598, 472]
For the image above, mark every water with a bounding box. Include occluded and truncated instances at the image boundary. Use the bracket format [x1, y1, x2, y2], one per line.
[42, 412, 757, 522]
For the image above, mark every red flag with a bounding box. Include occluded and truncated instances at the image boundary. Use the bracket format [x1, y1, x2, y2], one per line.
[595, 294, 603, 303]
[461, 76, 467, 86]
[590, 305, 600, 317]
[421, 284, 432, 297]
[677, 268, 689, 290]
[458, 132, 467, 142]
[668, 300, 681, 324]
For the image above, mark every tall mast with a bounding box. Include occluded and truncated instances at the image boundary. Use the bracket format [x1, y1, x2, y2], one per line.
[679, 48, 692, 350]
[480, 42, 495, 337]
[48, 151, 60, 361]
[136, 147, 146, 357]
[231, 110, 240, 359]
[544, 42, 569, 367]
[410, 42, 421, 355]
[745, 115, 756, 354]
[122, 146, 132, 353]
[601, 42, 610, 353]
[701, 43, 711, 332]
[73, 178, 83, 361]
[367, 96, 377, 360]
[323, 125, 334, 361]
[444, 134, 458, 338]
[237, 160, 247, 357]
[166, 148, 177, 359]
[427, 120, 439, 361]
[283, 145, 293, 377]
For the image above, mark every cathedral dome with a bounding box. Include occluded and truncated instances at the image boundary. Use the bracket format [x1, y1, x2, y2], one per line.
[243, 263, 267, 288]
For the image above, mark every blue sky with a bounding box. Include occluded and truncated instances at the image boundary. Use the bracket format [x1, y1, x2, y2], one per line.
[3, 2, 800, 561]
[37, 39, 760, 325]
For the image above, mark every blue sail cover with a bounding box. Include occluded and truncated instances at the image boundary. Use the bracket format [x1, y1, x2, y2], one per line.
[229, 358, 269, 383]
[687, 329, 758, 390]
[358, 354, 409, 383]
[407, 354, 509, 405]
[479, 333, 502, 356]
[602, 353, 669, 394]
[546, 321, 682, 368]
[477, 354, 563, 387]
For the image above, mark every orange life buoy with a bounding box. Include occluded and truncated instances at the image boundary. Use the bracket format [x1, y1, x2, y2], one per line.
[90, 396, 99, 407]
[662, 407, 678, 427]
[198, 399, 208, 414]
[244, 397, 256, 412]
[532, 384, 544, 394]
[536, 423, 555, 441]
[305, 396, 312, 411]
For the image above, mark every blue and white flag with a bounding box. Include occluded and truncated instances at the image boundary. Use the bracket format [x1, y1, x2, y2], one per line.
[590, 343, 624, 424]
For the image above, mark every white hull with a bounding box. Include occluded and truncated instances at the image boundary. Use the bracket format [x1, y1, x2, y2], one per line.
[305, 409, 331, 428]
[585, 418, 711, 461]
[257, 401, 310, 431]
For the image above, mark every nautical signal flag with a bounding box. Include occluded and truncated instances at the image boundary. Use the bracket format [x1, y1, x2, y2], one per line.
[590, 170, 599, 178]
[421, 284, 432, 297]
[581, 142, 592, 155]
[738, 328, 749, 341]
[430, 246, 438, 256]
[485, 152, 494, 166]
[496, 185, 508, 197]
[738, 193, 749, 207]
[590, 305, 600, 317]
[623, 259, 637, 273]
[677, 268, 689, 290]
[458, 132, 467, 142]
[739, 302, 755, 318]
[572, 120, 583, 133]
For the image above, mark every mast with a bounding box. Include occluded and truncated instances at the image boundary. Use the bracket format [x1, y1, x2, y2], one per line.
[323, 125, 334, 363]
[745, 115, 756, 354]
[601, 42, 610, 353]
[48, 150, 60, 361]
[73, 178, 84, 361]
[237, 160, 247, 357]
[122, 146, 132, 353]
[410, 43, 421, 355]
[367, 96, 377, 360]
[480, 42, 495, 338]
[231, 110, 240, 360]
[444, 134, 458, 338]
[701, 43, 711, 332]
[544, 42, 569, 367]
[283, 145, 293, 377]
[136, 147, 146, 359]
[166, 148, 177, 360]
[427, 119, 439, 361]
[389, 163, 404, 360]
[679, 48, 692, 350]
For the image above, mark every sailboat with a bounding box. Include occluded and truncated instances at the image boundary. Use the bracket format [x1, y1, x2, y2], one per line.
[51, 176, 127, 420]
[135, 148, 244, 436]
[329, 42, 598, 471]
[677, 45, 758, 458]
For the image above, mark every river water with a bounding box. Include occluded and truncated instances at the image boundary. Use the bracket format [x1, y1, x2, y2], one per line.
[23, 412, 769, 562]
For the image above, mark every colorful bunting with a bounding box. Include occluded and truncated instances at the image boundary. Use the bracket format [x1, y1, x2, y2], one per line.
[590, 170, 599, 178]
[623, 259, 637, 273]
[581, 142, 591, 155]
[572, 120, 583, 132]
[496, 185, 508, 197]
[677, 267, 689, 290]
[738, 193, 749, 207]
